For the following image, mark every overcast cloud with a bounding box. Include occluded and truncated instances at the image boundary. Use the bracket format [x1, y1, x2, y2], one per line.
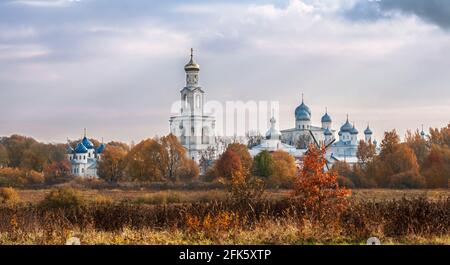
[0, 0, 449, 143]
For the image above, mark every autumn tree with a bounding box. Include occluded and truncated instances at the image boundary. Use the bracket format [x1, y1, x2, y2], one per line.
[253, 150, 273, 178]
[379, 129, 401, 160]
[124, 138, 166, 181]
[20, 143, 50, 172]
[0, 135, 37, 168]
[178, 159, 200, 181]
[421, 144, 450, 188]
[160, 134, 188, 182]
[106, 141, 130, 153]
[293, 144, 351, 221]
[124, 135, 198, 182]
[43, 160, 71, 183]
[216, 147, 264, 205]
[98, 145, 127, 182]
[226, 143, 253, 178]
[405, 129, 429, 166]
[0, 144, 8, 168]
[356, 140, 376, 166]
[429, 123, 450, 147]
[269, 150, 297, 187]
[216, 149, 243, 180]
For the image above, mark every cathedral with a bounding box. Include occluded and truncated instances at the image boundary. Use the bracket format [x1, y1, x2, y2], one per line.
[66, 130, 105, 178]
[169, 49, 216, 162]
[279, 96, 376, 164]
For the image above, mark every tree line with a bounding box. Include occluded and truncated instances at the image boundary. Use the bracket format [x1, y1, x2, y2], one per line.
[333, 123, 449, 189]
[0, 123, 448, 189]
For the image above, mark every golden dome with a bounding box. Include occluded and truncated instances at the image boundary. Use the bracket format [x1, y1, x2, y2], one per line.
[184, 48, 200, 72]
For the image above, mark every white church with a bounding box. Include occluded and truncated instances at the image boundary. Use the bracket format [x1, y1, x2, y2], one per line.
[169, 49, 216, 162]
[66, 130, 105, 178]
[169, 49, 377, 166]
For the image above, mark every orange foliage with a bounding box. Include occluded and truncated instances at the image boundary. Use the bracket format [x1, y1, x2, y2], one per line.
[216, 149, 243, 181]
[293, 145, 351, 220]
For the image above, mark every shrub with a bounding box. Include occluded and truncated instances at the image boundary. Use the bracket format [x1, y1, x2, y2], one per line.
[293, 145, 351, 222]
[39, 188, 84, 209]
[0, 187, 20, 204]
[0, 167, 44, 187]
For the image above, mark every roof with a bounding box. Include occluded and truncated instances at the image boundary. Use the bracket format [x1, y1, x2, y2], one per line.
[82, 137, 95, 149]
[321, 112, 332, 123]
[350, 125, 359, 135]
[74, 142, 88, 153]
[184, 49, 200, 72]
[340, 119, 353, 133]
[97, 143, 106, 154]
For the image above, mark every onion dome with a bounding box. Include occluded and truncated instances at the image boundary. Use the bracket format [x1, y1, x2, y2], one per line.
[81, 136, 95, 149]
[340, 119, 353, 133]
[74, 142, 88, 154]
[350, 125, 359, 135]
[97, 143, 106, 154]
[420, 130, 426, 136]
[265, 116, 281, 140]
[184, 48, 200, 72]
[324, 127, 332, 136]
[364, 125, 373, 135]
[321, 111, 332, 123]
[295, 97, 311, 121]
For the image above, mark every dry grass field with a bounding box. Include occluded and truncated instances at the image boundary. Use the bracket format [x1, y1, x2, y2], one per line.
[0, 187, 448, 245]
[15, 188, 450, 205]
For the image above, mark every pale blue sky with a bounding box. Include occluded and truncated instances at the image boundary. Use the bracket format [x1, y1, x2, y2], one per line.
[0, 0, 449, 143]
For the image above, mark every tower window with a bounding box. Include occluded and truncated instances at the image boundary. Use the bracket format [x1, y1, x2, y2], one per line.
[196, 94, 201, 108]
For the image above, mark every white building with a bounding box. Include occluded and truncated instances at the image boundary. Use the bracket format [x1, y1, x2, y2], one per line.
[66, 131, 105, 178]
[250, 114, 303, 158]
[169, 49, 216, 162]
[280, 96, 377, 165]
[281, 96, 335, 149]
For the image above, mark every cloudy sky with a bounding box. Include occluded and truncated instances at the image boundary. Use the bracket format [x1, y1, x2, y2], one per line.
[0, 0, 449, 144]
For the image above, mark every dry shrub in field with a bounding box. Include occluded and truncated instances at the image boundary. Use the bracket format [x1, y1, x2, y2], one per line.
[0, 187, 20, 204]
[39, 188, 85, 209]
[134, 191, 182, 205]
[293, 145, 351, 224]
[186, 210, 240, 237]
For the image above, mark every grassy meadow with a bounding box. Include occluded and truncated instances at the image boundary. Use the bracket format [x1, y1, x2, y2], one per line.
[0, 187, 448, 245]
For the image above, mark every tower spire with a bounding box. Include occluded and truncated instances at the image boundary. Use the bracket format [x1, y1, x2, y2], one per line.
[301, 93, 304, 103]
[190, 48, 193, 61]
[84, 128, 86, 138]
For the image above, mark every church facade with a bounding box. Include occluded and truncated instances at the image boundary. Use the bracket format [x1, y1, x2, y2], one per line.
[66, 131, 105, 178]
[279, 96, 376, 165]
[169, 49, 216, 162]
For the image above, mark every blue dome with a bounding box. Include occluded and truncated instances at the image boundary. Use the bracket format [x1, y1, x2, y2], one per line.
[321, 112, 332, 123]
[97, 143, 106, 154]
[340, 119, 353, 132]
[82, 136, 95, 149]
[364, 126, 373, 135]
[338, 131, 342, 136]
[295, 108, 311, 121]
[74, 142, 88, 153]
[324, 128, 332, 136]
[350, 125, 359, 135]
